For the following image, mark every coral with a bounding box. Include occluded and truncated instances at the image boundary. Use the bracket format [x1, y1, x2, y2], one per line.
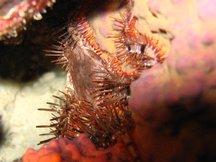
[0, 0, 56, 40]
[129, 0, 216, 161]
[20, 0, 216, 161]
[23, 134, 133, 162]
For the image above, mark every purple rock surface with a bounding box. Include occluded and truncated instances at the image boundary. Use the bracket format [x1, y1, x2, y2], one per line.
[130, 0, 216, 161]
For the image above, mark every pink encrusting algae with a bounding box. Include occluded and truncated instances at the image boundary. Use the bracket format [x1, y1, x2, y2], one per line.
[23, 0, 216, 162]
[23, 134, 133, 162]
[130, 0, 216, 161]
[0, 0, 56, 40]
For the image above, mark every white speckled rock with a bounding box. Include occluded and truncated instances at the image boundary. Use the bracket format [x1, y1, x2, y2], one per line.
[0, 71, 66, 162]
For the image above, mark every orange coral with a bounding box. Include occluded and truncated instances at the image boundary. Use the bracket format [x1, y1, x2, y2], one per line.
[23, 134, 133, 162]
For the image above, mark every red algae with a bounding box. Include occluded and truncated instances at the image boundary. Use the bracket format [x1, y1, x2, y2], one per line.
[0, 0, 56, 40]
[23, 134, 133, 162]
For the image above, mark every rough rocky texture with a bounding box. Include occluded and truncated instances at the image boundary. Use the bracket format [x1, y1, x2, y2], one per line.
[0, 71, 65, 162]
[23, 134, 133, 162]
[0, 1, 74, 161]
[2, 0, 216, 162]
[130, 0, 216, 161]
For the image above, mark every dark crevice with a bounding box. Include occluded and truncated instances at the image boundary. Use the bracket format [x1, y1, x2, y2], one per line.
[0, 0, 128, 82]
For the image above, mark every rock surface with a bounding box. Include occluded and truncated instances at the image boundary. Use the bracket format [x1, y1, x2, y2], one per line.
[1, 0, 216, 161]
[0, 71, 65, 162]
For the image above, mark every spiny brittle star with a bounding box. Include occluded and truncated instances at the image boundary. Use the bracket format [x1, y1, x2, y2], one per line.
[37, 0, 166, 153]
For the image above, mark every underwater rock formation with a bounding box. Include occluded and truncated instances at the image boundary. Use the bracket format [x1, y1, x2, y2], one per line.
[23, 134, 133, 162]
[130, 0, 216, 161]
[20, 0, 216, 161]
[0, 0, 56, 40]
